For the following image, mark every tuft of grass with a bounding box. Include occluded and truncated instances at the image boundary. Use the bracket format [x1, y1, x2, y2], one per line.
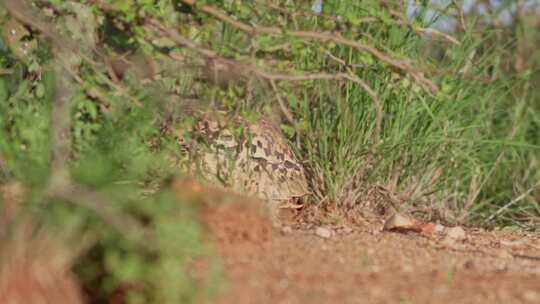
[279, 2, 540, 228]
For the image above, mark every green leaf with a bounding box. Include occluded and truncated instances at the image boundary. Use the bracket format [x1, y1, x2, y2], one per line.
[359, 53, 374, 65]
[345, 11, 361, 26]
[280, 124, 295, 138]
[35, 83, 45, 98]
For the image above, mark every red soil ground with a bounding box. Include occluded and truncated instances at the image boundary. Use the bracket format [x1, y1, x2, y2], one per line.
[197, 188, 540, 304]
[1, 180, 539, 303]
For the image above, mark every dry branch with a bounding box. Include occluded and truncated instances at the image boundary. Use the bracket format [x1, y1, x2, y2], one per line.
[180, 0, 438, 94]
[145, 18, 388, 139]
[146, 19, 383, 98]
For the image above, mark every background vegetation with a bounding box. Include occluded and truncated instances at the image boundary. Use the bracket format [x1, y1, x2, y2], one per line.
[0, 0, 538, 302]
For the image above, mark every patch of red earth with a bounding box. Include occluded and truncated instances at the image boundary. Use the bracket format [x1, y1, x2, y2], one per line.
[200, 199, 273, 257]
[0, 183, 83, 304]
[197, 200, 540, 304]
[172, 177, 274, 256]
[0, 227, 84, 304]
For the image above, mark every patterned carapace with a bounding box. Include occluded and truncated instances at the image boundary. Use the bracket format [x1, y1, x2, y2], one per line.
[177, 112, 309, 210]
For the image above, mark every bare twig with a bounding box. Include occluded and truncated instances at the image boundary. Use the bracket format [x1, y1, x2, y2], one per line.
[269, 80, 295, 125]
[321, 48, 368, 70]
[49, 64, 73, 186]
[269, 79, 304, 147]
[484, 180, 540, 223]
[0, 68, 13, 75]
[452, 0, 467, 31]
[414, 27, 460, 45]
[459, 49, 476, 75]
[389, 6, 460, 46]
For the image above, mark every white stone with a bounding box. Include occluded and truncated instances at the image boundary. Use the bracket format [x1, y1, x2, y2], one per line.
[315, 227, 333, 239]
[447, 226, 466, 240]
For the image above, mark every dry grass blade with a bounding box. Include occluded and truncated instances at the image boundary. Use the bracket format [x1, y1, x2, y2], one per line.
[485, 180, 540, 223]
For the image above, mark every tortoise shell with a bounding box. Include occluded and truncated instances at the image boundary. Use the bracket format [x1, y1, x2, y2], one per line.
[177, 112, 309, 209]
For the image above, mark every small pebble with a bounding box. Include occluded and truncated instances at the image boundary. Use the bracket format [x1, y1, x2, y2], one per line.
[434, 224, 446, 234]
[315, 227, 333, 239]
[524, 290, 540, 302]
[383, 213, 416, 231]
[342, 227, 353, 234]
[447, 226, 466, 240]
[281, 226, 292, 234]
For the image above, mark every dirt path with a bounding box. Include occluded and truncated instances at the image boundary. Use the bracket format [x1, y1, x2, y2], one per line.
[198, 199, 540, 304]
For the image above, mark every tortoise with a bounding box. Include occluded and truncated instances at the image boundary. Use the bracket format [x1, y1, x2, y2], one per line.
[175, 110, 309, 218]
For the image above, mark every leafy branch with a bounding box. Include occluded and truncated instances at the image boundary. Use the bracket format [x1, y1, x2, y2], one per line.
[180, 0, 439, 94]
